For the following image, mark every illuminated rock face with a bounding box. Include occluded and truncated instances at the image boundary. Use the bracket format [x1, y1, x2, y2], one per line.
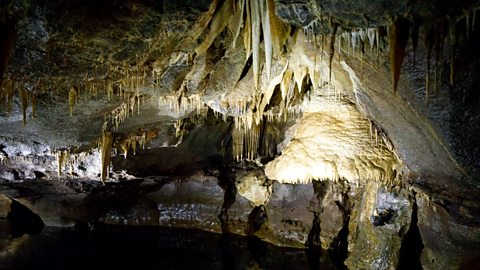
[265, 98, 400, 184]
[0, 0, 480, 269]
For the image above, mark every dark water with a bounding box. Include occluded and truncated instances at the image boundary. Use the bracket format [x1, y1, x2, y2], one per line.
[0, 224, 339, 270]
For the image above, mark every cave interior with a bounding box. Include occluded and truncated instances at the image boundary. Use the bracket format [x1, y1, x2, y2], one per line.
[1, 0, 480, 269]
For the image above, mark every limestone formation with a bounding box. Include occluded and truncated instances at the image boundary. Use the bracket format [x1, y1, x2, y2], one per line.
[0, 0, 479, 269]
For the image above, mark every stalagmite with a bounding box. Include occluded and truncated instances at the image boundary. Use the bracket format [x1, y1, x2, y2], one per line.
[389, 18, 410, 94]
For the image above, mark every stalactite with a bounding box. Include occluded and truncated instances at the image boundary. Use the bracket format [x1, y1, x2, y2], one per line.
[115, 129, 158, 159]
[256, 61, 288, 121]
[347, 31, 351, 54]
[31, 92, 36, 118]
[473, 9, 477, 32]
[106, 79, 113, 101]
[232, 125, 245, 161]
[68, 86, 77, 117]
[424, 26, 435, 104]
[375, 26, 381, 64]
[105, 92, 147, 130]
[351, 31, 358, 56]
[369, 120, 373, 140]
[449, 21, 457, 86]
[251, 0, 261, 88]
[65, 151, 71, 176]
[328, 21, 338, 82]
[180, 0, 221, 48]
[232, 120, 261, 161]
[466, 13, 470, 38]
[281, 69, 293, 100]
[20, 87, 28, 127]
[411, 22, 419, 68]
[359, 29, 366, 55]
[260, 0, 272, 80]
[434, 23, 446, 93]
[100, 130, 114, 183]
[158, 94, 205, 116]
[56, 151, 64, 177]
[267, 0, 290, 56]
[367, 28, 376, 53]
[194, 0, 287, 93]
[244, 0, 252, 60]
[55, 150, 71, 177]
[310, 51, 318, 92]
[389, 18, 410, 94]
[195, 0, 234, 55]
[6, 79, 14, 113]
[174, 119, 185, 139]
[119, 138, 130, 159]
[337, 32, 342, 57]
[229, 0, 245, 48]
[0, 19, 16, 81]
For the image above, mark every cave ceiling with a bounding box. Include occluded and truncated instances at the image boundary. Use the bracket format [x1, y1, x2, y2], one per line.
[0, 0, 479, 199]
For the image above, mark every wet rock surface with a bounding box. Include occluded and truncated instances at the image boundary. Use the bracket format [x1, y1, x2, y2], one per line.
[0, 171, 331, 249]
[345, 183, 413, 270]
[416, 193, 480, 270]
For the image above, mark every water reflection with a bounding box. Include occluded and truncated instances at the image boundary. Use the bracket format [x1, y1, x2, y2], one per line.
[0, 223, 340, 269]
